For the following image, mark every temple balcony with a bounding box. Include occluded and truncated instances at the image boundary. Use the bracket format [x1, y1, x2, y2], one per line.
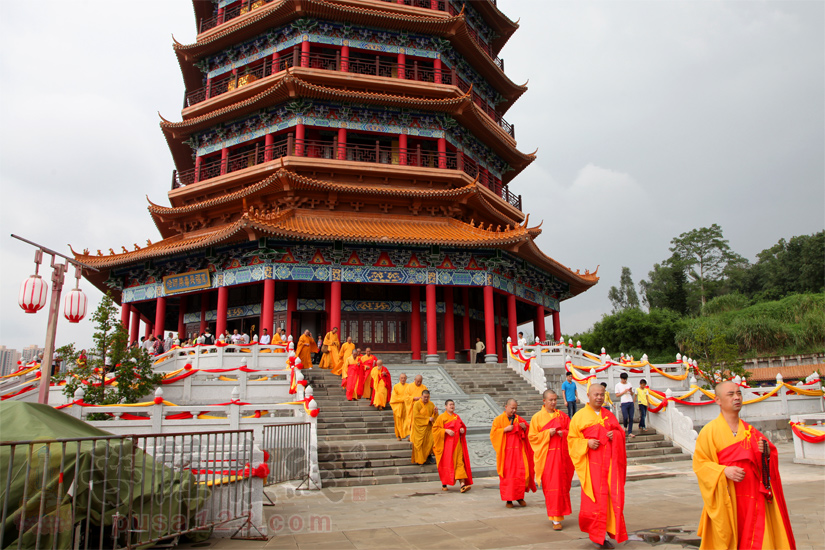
[183, 47, 514, 138]
[196, 0, 504, 72]
[170, 132, 522, 211]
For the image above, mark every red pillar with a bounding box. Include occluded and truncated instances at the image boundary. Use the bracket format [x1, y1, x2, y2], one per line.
[301, 38, 310, 67]
[507, 293, 517, 344]
[337, 128, 347, 160]
[330, 281, 342, 333]
[129, 305, 140, 344]
[495, 294, 503, 362]
[144, 320, 153, 340]
[295, 123, 305, 157]
[121, 302, 131, 330]
[535, 305, 546, 344]
[552, 310, 561, 342]
[444, 287, 455, 362]
[216, 286, 228, 337]
[397, 51, 406, 79]
[437, 137, 447, 169]
[271, 50, 280, 74]
[261, 279, 275, 336]
[410, 286, 422, 362]
[287, 282, 298, 338]
[425, 283, 437, 362]
[264, 133, 274, 162]
[178, 296, 187, 339]
[483, 285, 496, 362]
[199, 294, 207, 335]
[154, 296, 166, 338]
[220, 146, 229, 175]
[324, 283, 332, 334]
[341, 44, 349, 72]
[194, 155, 202, 183]
[217, 6, 225, 24]
[462, 287, 471, 361]
[399, 133, 407, 165]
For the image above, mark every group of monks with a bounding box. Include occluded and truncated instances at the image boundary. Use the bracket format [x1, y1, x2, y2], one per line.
[302, 329, 796, 549]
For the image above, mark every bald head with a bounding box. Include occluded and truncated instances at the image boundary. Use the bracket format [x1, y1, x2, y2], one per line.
[414, 374, 423, 386]
[505, 399, 518, 416]
[715, 381, 743, 415]
[542, 389, 558, 411]
[587, 383, 605, 410]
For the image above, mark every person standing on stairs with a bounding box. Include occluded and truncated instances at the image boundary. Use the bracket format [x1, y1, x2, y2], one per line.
[433, 399, 473, 493]
[390, 373, 410, 439]
[357, 347, 377, 399]
[410, 390, 437, 465]
[405, 375, 428, 436]
[297, 330, 318, 369]
[339, 337, 355, 388]
[562, 372, 578, 419]
[615, 372, 635, 438]
[475, 338, 485, 363]
[320, 326, 342, 374]
[371, 360, 392, 410]
[490, 399, 536, 508]
[345, 348, 362, 401]
[636, 379, 649, 431]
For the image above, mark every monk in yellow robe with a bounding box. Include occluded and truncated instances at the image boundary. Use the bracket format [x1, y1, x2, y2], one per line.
[693, 381, 795, 550]
[339, 337, 355, 388]
[390, 373, 410, 439]
[433, 399, 472, 492]
[357, 348, 377, 399]
[405, 375, 428, 435]
[319, 327, 342, 374]
[272, 327, 285, 353]
[490, 399, 536, 508]
[529, 389, 574, 530]
[345, 348, 362, 401]
[370, 360, 392, 410]
[568, 384, 627, 549]
[410, 390, 437, 464]
[296, 330, 318, 369]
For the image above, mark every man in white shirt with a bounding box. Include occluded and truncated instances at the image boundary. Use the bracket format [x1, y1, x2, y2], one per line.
[614, 372, 635, 438]
[517, 331, 527, 349]
[260, 328, 271, 345]
[231, 330, 242, 345]
[241, 331, 250, 345]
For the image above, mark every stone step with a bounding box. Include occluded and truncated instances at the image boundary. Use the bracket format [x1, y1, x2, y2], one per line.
[626, 446, 683, 458]
[627, 453, 691, 465]
[321, 464, 438, 479]
[625, 440, 674, 451]
[317, 420, 396, 428]
[322, 433, 401, 441]
[320, 472, 442, 487]
[319, 439, 410, 452]
[318, 427, 396, 436]
[319, 457, 418, 470]
[318, 447, 413, 461]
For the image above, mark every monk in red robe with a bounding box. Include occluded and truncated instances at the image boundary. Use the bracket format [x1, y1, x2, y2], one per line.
[345, 348, 362, 401]
[693, 381, 795, 550]
[432, 399, 472, 493]
[528, 389, 574, 530]
[568, 384, 627, 549]
[490, 399, 536, 508]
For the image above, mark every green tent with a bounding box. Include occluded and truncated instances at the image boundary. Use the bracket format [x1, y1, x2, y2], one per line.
[0, 402, 211, 549]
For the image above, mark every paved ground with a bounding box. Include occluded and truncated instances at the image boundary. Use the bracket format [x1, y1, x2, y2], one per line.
[178, 442, 824, 550]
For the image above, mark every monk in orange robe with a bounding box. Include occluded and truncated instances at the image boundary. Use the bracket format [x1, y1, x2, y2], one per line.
[433, 399, 472, 493]
[410, 390, 437, 464]
[490, 399, 536, 508]
[344, 348, 362, 401]
[296, 330, 318, 369]
[390, 373, 410, 439]
[693, 381, 795, 550]
[370, 360, 392, 410]
[529, 389, 574, 530]
[405, 375, 428, 435]
[568, 384, 627, 549]
[272, 327, 285, 353]
[357, 348, 376, 399]
[319, 327, 342, 374]
[339, 337, 355, 387]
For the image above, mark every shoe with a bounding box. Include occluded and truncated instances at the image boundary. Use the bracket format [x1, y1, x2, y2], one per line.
[506, 501, 514, 508]
[598, 538, 615, 549]
[460, 484, 471, 493]
[425, 456, 436, 465]
[552, 523, 563, 531]
[517, 499, 527, 507]
[442, 485, 448, 492]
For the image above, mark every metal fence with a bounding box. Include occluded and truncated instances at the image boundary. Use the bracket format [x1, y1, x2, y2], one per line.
[261, 423, 312, 489]
[0, 429, 264, 549]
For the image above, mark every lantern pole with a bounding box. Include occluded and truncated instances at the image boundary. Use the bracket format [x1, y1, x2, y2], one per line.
[10, 234, 98, 405]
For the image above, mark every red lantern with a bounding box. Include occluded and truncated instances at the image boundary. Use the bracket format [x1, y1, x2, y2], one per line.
[63, 288, 88, 323]
[19, 275, 48, 313]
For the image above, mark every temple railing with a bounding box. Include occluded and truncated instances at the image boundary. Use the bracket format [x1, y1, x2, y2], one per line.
[172, 136, 521, 211]
[198, 0, 277, 33]
[183, 50, 514, 138]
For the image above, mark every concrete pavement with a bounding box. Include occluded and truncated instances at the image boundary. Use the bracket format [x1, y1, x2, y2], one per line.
[178, 442, 824, 550]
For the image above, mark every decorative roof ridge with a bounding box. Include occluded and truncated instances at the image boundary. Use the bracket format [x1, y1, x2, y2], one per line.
[179, 0, 458, 53]
[522, 239, 601, 286]
[148, 175, 280, 215]
[161, 73, 470, 132]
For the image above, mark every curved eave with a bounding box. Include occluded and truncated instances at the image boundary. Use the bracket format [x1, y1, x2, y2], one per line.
[471, 0, 519, 55]
[177, 0, 525, 103]
[163, 74, 533, 176]
[516, 240, 600, 298]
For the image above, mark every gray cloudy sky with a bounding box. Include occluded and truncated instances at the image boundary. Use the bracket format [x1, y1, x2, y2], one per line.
[0, 1, 823, 352]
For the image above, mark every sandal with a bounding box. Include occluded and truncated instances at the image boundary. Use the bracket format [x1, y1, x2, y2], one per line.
[460, 484, 471, 493]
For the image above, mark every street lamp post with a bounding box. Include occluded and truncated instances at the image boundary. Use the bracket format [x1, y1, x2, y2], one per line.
[11, 234, 97, 405]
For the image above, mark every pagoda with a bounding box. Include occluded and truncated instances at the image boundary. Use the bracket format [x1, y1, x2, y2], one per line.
[72, 0, 598, 363]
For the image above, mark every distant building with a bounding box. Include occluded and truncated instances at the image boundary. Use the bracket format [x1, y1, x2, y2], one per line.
[0, 346, 22, 376]
[21, 345, 44, 364]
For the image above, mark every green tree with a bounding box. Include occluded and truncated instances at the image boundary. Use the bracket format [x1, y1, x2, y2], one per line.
[57, 292, 162, 408]
[639, 257, 689, 315]
[677, 323, 748, 387]
[669, 224, 743, 309]
[607, 266, 640, 312]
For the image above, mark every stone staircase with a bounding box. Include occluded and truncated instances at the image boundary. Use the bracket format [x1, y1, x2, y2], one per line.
[305, 363, 689, 487]
[304, 368, 440, 488]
